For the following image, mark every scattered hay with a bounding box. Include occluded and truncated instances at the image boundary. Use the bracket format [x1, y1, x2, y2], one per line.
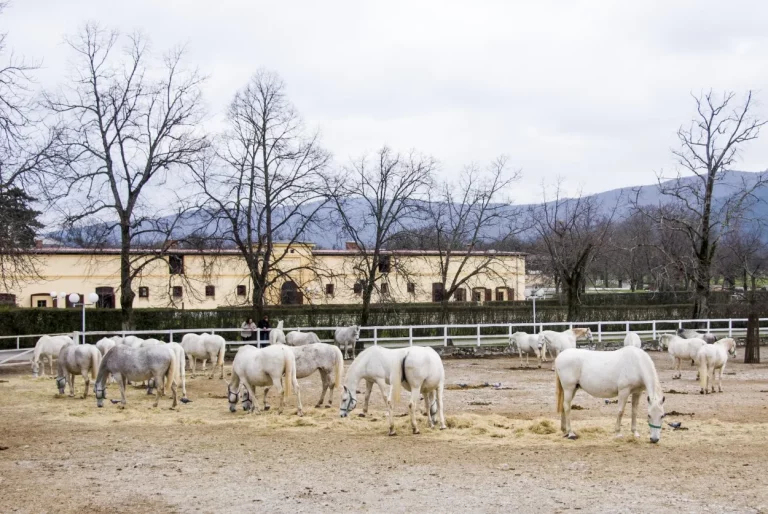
[468, 401, 492, 406]
[528, 420, 556, 435]
[579, 426, 606, 436]
[291, 417, 318, 427]
[666, 411, 695, 416]
[665, 389, 688, 395]
[571, 404, 585, 410]
[68, 411, 88, 417]
[446, 416, 473, 429]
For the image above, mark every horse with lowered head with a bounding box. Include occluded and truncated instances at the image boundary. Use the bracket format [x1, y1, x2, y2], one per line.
[93, 344, 180, 409]
[678, 328, 717, 344]
[32, 334, 74, 377]
[508, 331, 542, 367]
[264, 343, 343, 408]
[180, 332, 226, 379]
[285, 331, 322, 347]
[56, 344, 101, 398]
[538, 328, 593, 365]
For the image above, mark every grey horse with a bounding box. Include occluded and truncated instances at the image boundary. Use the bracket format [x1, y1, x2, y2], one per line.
[93, 344, 179, 409]
[56, 344, 102, 398]
[677, 328, 717, 344]
[334, 325, 361, 360]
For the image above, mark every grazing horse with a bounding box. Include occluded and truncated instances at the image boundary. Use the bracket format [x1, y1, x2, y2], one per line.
[555, 347, 665, 443]
[388, 346, 447, 436]
[32, 335, 74, 377]
[264, 343, 343, 408]
[508, 332, 542, 367]
[93, 344, 179, 409]
[624, 332, 642, 348]
[678, 328, 717, 344]
[227, 345, 303, 416]
[340, 345, 395, 419]
[697, 338, 737, 394]
[269, 320, 286, 346]
[538, 328, 593, 365]
[56, 344, 101, 398]
[659, 333, 706, 379]
[285, 331, 322, 346]
[180, 333, 226, 379]
[335, 325, 360, 359]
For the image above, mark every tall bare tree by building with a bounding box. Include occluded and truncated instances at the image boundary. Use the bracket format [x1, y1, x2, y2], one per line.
[330, 147, 435, 331]
[45, 25, 208, 328]
[192, 70, 330, 319]
[529, 182, 616, 320]
[633, 91, 766, 319]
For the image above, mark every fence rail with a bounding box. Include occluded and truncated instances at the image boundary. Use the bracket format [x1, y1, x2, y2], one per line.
[1, 317, 765, 366]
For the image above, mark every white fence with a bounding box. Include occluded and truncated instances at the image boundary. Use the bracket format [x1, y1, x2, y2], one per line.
[1, 317, 765, 366]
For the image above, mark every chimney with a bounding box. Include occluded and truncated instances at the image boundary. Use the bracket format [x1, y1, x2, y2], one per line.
[345, 241, 359, 251]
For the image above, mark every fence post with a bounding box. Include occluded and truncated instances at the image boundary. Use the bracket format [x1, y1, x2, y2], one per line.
[169, 331, 174, 343]
[652, 321, 657, 341]
[728, 319, 732, 338]
[476, 325, 481, 347]
[569, 322, 573, 331]
[625, 321, 630, 334]
[409, 326, 413, 346]
[373, 327, 378, 346]
[443, 326, 448, 347]
[706, 319, 711, 332]
[16, 336, 19, 350]
[598, 322, 602, 343]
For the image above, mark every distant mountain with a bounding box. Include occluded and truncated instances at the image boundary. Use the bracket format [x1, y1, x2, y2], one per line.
[47, 171, 767, 249]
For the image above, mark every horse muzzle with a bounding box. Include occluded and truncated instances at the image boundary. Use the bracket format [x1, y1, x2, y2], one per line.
[650, 436, 659, 444]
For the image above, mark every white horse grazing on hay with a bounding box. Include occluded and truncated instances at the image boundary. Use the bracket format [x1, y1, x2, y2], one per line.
[388, 346, 447, 436]
[227, 344, 303, 416]
[697, 338, 737, 394]
[180, 333, 226, 379]
[56, 344, 101, 398]
[659, 333, 706, 379]
[624, 332, 642, 348]
[285, 331, 322, 346]
[263, 343, 343, 408]
[678, 328, 717, 344]
[340, 345, 395, 419]
[538, 328, 593, 364]
[335, 325, 360, 359]
[555, 347, 665, 443]
[32, 334, 74, 377]
[508, 332, 542, 367]
[269, 320, 286, 346]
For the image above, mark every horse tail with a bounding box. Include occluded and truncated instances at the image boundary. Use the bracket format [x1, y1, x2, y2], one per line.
[332, 344, 344, 391]
[555, 369, 564, 414]
[282, 347, 294, 397]
[698, 350, 708, 391]
[390, 351, 406, 407]
[165, 346, 179, 393]
[177, 346, 187, 396]
[216, 338, 226, 369]
[90, 347, 101, 380]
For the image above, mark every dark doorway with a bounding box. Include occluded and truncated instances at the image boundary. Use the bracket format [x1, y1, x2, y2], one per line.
[281, 281, 304, 305]
[96, 287, 115, 308]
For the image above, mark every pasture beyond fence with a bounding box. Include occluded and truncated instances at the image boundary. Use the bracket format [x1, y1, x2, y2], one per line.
[1, 316, 765, 367]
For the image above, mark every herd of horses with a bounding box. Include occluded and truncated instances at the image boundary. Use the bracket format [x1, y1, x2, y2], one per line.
[29, 323, 737, 442]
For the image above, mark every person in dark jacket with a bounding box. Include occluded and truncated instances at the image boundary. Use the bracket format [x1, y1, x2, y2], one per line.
[257, 315, 270, 348]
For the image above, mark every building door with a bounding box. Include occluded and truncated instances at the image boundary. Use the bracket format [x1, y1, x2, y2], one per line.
[431, 283, 444, 302]
[95, 287, 115, 308]
[281, 281, 304, 305]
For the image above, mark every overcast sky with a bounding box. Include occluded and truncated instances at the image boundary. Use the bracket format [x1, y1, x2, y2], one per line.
[4, 0, 768, 203]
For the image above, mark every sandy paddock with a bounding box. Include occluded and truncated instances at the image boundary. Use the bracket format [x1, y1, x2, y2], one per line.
[1, 349, 767, 513]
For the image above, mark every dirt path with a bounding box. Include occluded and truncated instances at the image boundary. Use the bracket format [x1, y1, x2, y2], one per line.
[1, 350, 767, 513]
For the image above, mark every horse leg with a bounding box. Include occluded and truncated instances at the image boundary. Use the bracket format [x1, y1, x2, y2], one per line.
[717, 365, 724, 393]
[423, 390, 434, 428]
[209, 353, 216, 380]
[710, 366, 717, 394]
[153, 373, 162, 408]
[436, 383, 447, 430]
[243, 382, 260, 414]
[630, 392, 641, 438]
[360, 380, 374, 416]
[170, 379, 178, 409]
[409, 386, 421, 435]
[82, 372, 90, 399]
[262, 387, 271, 411]
[317, 371, 328, 408]
[119, 376, 127, 408]
[562, 387, 577, 439]
[614, 389, 631, 437]
[270, 376, 285, 414]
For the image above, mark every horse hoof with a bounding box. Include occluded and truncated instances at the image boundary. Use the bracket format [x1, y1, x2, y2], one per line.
[567, 434, 578, 440]
[324, 405, 331, 409]
[388, 431, 397, 437]
[633, 432, 640, 438]
[297, 411, 304, 417]
[264, 406, 270, 411]
[314, 404, 323, 409]
[700, 390, 704, 395]
[615, 433, 623, 439]
[413, 429, 420, 435]
[358, 413, 366, 418]
[440, 425, 447, 430]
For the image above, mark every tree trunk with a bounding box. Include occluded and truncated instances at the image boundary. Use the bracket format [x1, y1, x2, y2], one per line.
[563, 280, 580, 321]
[119, 224, 135, 330]
[745, 275, 760, 364]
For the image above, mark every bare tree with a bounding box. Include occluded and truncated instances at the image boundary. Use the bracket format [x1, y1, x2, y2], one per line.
[192, 70, 331, 319]
[45, 25, 208, 328]
[529, 181, 617, 320]
[633, 91, 766, 319]
[330, 146, 435, 333]
[421, 157, 521, 321]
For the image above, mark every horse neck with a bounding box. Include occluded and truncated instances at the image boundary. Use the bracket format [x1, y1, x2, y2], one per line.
[94, 352, 110, 387]
[344, 355, 364, 393]
[641, 364, 662, 401]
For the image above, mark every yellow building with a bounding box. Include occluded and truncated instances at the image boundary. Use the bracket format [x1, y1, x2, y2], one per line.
[10, 243, 525, 309]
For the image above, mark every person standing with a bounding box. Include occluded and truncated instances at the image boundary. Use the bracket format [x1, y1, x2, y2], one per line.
[241, 317, 257, 342]
[257, 315, 271, 348]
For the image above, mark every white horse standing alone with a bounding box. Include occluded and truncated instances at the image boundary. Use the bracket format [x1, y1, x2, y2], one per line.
[624, 332, 642, 348]
[508, 332, 542, 367]
[335, 325, 360, 360]
[555, 347, 665, 443]
[538, 328, 593, 365]
[227, 344, 303, 416]
[269, 320, 286, 346]
[32, 334, 74, 377]
[285, 331, 321, 346]
[659, 333, 706, 379]
[180, 333, 226, 379]
[56, 344, 101, 398]
[697, 338, 737, 394]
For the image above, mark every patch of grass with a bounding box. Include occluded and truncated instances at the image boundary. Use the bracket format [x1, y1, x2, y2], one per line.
[528, 419, 556, 435]
[446, 416, 473, 429]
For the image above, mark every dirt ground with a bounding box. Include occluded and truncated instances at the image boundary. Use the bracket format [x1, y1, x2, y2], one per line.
[1, 349, 767, 514]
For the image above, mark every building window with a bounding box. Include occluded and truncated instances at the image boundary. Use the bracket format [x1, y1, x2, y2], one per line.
[169, 255, 185, 275]
[381, 283, 389, 294]
[455, 288, 466, 302]
[172, 286, 183, 298]
[407, 282, 415, 294]
[138, 286, 149, 298]
[353, 281, 363, 295]
[378, 256, 391, 273]
[37, 299, 47, 308]
[205, 285, 215, 298]
[432, 283, 444, 302]
[325, 283, 335, 296]
[472, 289, 482, 302]
[496, 288, 505, 302]
[95, 287, 115, 308]
[236, 285, 246, 296]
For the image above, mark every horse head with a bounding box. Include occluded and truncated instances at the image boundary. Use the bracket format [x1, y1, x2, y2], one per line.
[584, 328, 593, 343]
[339, 385, 357, 418]
[227, 384, 239, 413]
[725, 338, 737, 357]
[31, 360, 39, 377]
[353, 326, 360, 340]
[94, 382, 107, 408]
[241, 388, 253, 412]
[56, 376, 67, 394]
[647, 393, 665, 444]
[658, 334, 671, 350]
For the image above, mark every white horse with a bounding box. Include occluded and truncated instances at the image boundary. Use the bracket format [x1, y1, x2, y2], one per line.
[555, 347, 665, 443]
[269, 320, 286, 346]
[340, 345, 395, 419]
[56, 344, 101, 398]
[697, 338, 737, 394]
[32, 334, 74, 377]
[335, 325, 360, 359]
[263, 343, 343, 408]
[118, 335, 145, 348]
[678, 328, 717, 344]
[624, 332, 642, 348]
[538, 328, 593, 364]
[180, 333, 226, 379]
[659, 333, 706, 379]
[165, 342, 188, 401]
[285, 331, 322, 346]
[508, 331, 542, 367]
[227, 344, 303, 416]
[95, 337, 117, 356]
[388, 346, 447, 436]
